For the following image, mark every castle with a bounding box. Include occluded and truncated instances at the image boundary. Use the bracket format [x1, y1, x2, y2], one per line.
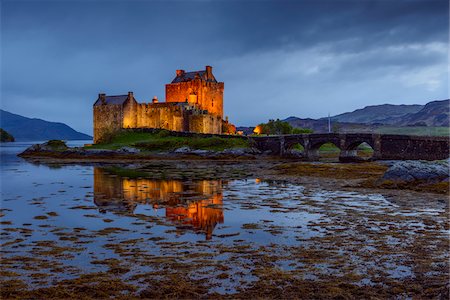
[93, 66, 235, 143]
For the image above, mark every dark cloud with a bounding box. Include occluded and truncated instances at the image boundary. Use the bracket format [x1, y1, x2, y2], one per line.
[1, 0, 448, 133]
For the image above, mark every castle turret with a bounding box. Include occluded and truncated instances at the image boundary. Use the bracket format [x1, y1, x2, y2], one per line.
[205, 66, 213, 80]
[99, 93, 106, 104]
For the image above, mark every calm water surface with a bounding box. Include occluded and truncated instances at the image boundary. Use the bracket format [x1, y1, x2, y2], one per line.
[1, 141, 448, 294]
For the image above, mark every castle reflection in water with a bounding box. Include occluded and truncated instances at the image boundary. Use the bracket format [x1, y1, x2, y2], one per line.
[93, 167, 224, 239]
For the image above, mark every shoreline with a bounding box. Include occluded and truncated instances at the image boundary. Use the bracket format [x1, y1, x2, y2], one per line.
[19, 150, 449, 197]
[3, 144, 449, 299]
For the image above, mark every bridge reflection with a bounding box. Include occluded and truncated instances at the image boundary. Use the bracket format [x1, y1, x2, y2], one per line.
[93, 167, 224, 239]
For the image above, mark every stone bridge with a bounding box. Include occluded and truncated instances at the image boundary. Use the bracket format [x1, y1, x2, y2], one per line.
[249, 133, 450, 161]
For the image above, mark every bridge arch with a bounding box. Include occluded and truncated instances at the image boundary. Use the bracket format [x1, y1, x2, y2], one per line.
[285, 142, 306, 158]
[340, 134, 377, 162]
[285, 140, 306, 151]
[345, 140, 375, 151]
[341, 141, 375, 161]
[310, 140, 340, 151]
[309, 141, 342, 162]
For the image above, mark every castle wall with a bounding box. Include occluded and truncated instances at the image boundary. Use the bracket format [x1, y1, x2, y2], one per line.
[189, 114, 222, 134]
[165, 80, 224, 118]
[93, 104, 123, 143]
[135, 103, 186, 131]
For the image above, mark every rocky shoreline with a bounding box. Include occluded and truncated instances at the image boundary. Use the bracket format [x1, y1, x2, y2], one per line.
[18, 141, 449, 195]
[18, 141, 267, 160]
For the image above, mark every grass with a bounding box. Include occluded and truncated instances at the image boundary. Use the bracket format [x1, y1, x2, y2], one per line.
[376, 126, 449, 136]
[87, 131, 250, 152]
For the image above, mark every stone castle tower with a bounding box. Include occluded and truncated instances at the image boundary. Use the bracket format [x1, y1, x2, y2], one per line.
[166, 66, 224, 118]
[93, 66, 234, 143]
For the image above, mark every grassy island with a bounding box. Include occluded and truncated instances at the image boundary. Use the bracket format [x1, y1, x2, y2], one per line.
[0, 128, 15, 142]
[86, 131, 249, 152]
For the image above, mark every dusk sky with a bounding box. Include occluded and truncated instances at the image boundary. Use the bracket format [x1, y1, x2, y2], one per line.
[1, 0, 448, 135]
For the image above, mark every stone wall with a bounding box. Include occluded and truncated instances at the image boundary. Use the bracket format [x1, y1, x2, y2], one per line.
[93, 104, 123, 143]
[135, 103, 186, 131]
[189, 114, 222, 134]
[166, 80, 224, 118]
[94, 102, 224, 143]
[379, 135, 450, 160]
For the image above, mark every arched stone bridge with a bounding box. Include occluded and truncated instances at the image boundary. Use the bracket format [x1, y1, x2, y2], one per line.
[249, 133, 450, 161]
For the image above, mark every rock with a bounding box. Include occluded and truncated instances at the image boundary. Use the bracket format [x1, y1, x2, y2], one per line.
[26, 144, 41, 152]
[117, 146, 140, 154]
[42, 140, 68, 151]
[19, 140, 68, 155]
[284, 149, 304, 159]
[84, 149, 116, 155]
[249, 148, 262, 154]
[221, 148, 247, 156]
[382, 160, 449, 183]
[191, 149, 212, 155]
[173, 146, 192, 154]
[172, 147, 213, 156]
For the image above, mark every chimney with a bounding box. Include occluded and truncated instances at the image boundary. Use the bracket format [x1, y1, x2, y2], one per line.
[205, 66, 212, 79]
[128, 91, 133, 98]
[152, 96, 159, 103]
[99, 93, 106, 104]
[176, 69, 185, 77]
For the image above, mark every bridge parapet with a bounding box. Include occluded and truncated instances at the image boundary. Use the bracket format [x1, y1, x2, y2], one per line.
[250, 133, 449, 161]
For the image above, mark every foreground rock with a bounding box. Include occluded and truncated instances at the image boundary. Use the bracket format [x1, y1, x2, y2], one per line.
[382, 160, 449, 182]
[377, 159, 449, 194]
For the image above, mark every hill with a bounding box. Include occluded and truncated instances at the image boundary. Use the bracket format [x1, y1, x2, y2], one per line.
[329, 104, 424, 124]
[0, 110, 92, 141]
[284, 117, 376, 133]
[396, 100, 449, 126]
[282, 99, 448, 134]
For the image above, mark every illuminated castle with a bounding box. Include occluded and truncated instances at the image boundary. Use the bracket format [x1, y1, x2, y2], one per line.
[93, 66, 235, 143]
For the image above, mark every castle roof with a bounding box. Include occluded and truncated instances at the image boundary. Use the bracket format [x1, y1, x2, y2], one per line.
[94, 95, 129, 106]
[171, 70, 217, 84]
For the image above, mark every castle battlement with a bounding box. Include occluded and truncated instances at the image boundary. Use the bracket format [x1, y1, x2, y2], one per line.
[93, 66, 234, 143]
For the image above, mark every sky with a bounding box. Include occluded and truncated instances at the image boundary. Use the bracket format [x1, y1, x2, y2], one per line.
[1, 0, 448, 135]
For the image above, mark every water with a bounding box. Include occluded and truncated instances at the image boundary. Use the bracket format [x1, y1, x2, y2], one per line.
[1, 141, 448, 296]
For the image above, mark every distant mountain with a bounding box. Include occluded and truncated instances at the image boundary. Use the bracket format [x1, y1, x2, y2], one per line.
[329, 104, 424, 124]
[283, 99, 448, 131]
[279, 99, 449, 134]
[283, 117, 376, 133]
[0, 110, 92, 141]
[396, 100, 449, 127]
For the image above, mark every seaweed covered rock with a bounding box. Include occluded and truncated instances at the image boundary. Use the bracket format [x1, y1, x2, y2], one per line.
[19, 140, 68, 156]
[378, 159, 449, 194]
[382, 160, 449, 183]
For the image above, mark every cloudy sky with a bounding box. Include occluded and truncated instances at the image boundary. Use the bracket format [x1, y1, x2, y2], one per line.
[1, 0, 448, 134]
